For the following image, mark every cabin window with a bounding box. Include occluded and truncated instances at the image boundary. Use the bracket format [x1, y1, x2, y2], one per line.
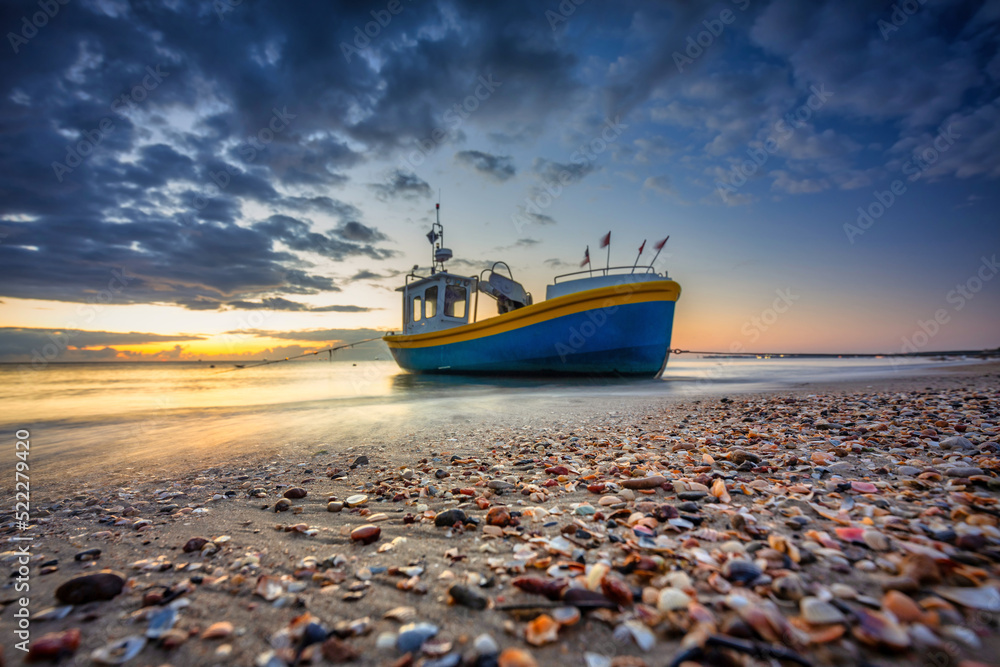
[424, 286, 438, 318]
[411, 295, 422, 321]
[445, 284, 467, 319]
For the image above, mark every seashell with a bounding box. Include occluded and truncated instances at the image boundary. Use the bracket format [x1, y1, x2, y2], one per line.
[145, 607, 177, 639]
[562, 588, 618, 609]
[254, 575, 283, 601]
[619, 619, 656, 651]
[710, 478, 731, 503]
[932, 586, 1000, 612]
[882, 590, 923, 623]
[91, 636, 147, 664]
[722, 558, 761, 584]
[498, 648, 539, 667]
[600, 574, 634, 607]
[852, 608, 910, 651]
[657, 587, 691, 611]
[344, 494, 368, 507]
[551, 606, 580, 626]
[383, 606, 417, 622]
[33, 606, 74, 622]
[512, 577, 567, 601]
[800, 596, 846, 625]
[525, 614, 560, 646]
[773, 574, 805, 601]
[862, 529, 890, 551]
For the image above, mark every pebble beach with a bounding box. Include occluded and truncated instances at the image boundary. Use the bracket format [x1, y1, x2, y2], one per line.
[4, 362, 1000, 667]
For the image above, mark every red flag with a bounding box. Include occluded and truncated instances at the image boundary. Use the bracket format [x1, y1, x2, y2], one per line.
[580, 246, 590, 267]
[653, 236, 669, 251]
[638, 240, 646, 254]
[599, 231, 611, 248]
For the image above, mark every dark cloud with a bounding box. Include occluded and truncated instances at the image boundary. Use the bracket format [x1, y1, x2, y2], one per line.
[1, 0, 587, 308]
[455, 150, 517, 182]
[253, 215, 393, 261]
[0, 327, 203, 359]
[532, 158, 597, 185]
[369, 170, 433, 200]
[310, 304, 378, 312]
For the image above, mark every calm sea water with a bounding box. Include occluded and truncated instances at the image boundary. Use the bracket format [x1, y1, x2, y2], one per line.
[0, 357, 977, 488]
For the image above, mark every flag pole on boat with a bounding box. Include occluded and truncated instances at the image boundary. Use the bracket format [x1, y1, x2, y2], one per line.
[648, 236, 669, 272]
[631, 239, 646, 274]
[600, 231, 611, 276]
[581, 245, 592, 277]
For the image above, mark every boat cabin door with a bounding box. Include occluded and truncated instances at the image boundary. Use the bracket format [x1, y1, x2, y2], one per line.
[401, 273, 472, 335]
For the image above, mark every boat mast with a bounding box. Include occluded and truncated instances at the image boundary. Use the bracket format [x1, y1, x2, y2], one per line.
[430, 202, 445, 274]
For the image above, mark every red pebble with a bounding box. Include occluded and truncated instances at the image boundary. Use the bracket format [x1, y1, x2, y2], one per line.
[350, 524, 381, 545]
[545, 465, 570, 476]
[27, 629, 81, 661]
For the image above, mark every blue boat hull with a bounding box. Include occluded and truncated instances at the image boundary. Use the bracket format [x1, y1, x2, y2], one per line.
[387, 298, 676, 376]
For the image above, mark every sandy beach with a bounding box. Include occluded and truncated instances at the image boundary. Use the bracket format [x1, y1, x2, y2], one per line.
[3, 362, 999, 666]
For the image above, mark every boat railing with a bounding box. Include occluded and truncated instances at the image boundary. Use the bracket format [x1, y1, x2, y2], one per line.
[553, 265, 661, 283]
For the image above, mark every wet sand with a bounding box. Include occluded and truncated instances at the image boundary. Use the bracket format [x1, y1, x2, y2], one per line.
[2, 362, 999, 666]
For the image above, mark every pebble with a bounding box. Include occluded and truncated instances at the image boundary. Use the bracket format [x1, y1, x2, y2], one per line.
[350, 524, 380, 545]
[499, 648, 539, 667]
[449, 583, 488, 609]
[74, 548, 101, 562]
[940, 435, 976, 451]
[327, 501, 344, 512]
[801, 596, 846, 624]
[274, 498, 291, 512]
[55, 571, 125, 604]
[434, 508, 468, 527]
[201, 621, 234, 639]
[486, 506, 511, 527]
[345, 494, 368, 507]
[945, 466, 983, 477]
[621, 475, 665, 490]
[397, 622, 439, 653]
[283, 487, 307, 499]
[27, 629, 81, 661]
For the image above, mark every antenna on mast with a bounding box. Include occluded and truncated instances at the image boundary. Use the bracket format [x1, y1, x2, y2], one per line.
[428, 195, 451, 273]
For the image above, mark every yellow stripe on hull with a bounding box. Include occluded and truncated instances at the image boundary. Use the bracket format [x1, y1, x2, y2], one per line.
[383, 279, 681, 350]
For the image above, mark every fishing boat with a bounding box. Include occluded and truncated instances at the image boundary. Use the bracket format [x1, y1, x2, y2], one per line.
[383, 206, 681, 376]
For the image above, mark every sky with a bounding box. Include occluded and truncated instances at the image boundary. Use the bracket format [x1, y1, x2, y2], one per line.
[1, 0, 998, 364]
